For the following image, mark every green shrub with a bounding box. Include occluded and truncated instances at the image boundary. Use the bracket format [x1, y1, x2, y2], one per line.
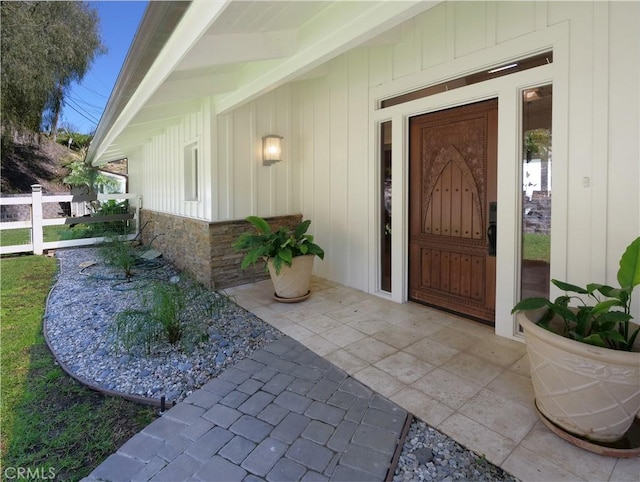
[112, 280, 227, 355]
[60, 200, 133, 240]
[99, 236, 139, 281]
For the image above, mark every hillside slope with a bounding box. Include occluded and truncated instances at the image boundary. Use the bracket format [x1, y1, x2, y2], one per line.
[1, 137, 73, 194]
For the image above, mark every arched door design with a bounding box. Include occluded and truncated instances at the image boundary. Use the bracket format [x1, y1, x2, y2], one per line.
[409, 99, 497, 323]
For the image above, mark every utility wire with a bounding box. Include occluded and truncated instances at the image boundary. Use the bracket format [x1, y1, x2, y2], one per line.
[73, 83, 109, 100]
[68, 92, 105, 112]
[63, 101, 99, 127]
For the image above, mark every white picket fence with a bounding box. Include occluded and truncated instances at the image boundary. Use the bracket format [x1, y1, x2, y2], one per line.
[0, 184, 141, 255]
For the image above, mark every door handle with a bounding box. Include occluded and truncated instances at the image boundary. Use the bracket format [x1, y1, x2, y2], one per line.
[488, 223, 497, 256]
[488, 202, 497, 256]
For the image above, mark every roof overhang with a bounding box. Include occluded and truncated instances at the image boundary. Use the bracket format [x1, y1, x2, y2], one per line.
[88, 0, 440, 166]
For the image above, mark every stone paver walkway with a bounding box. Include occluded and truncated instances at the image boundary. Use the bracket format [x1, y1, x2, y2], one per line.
[85, 336, 407, 481]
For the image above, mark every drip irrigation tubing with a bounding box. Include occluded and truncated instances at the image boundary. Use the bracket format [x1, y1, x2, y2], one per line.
[79, 253, 170, 290]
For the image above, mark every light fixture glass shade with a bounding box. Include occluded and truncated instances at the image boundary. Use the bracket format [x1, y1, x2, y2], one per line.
[262, 135, 283, 165]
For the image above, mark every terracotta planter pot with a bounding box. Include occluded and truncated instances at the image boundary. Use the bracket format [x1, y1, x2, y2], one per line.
[518, 310, 640, 443]
[267, 255, 314, 301]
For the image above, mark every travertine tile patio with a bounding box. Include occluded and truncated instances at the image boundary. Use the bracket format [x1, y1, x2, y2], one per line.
[226, 277, 640, 482]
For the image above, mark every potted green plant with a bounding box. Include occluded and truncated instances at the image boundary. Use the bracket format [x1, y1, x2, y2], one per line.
[233, 216, 325, 301]
[512, 237, 640, 446]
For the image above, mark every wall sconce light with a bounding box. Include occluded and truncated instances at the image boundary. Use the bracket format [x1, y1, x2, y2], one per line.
[262, 135, 283, 166]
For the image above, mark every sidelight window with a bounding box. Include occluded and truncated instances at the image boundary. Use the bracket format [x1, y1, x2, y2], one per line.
[520, 85, 552, 299]
[380, 121, 392, 293]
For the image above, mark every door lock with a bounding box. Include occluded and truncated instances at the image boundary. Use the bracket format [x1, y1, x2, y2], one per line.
[488, 202, 497, 256]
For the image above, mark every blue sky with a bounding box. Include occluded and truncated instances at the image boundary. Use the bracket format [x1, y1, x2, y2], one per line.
[60, 1, 148, 134]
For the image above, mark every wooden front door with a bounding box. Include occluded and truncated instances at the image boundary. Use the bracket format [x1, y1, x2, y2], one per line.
[409, 99, 497, 323]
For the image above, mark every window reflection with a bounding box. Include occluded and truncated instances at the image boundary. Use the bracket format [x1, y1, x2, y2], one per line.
[520, 85, 552, 299]
[381, 121, 392, 292]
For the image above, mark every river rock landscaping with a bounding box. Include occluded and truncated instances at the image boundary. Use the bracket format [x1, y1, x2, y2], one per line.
[45, 246, 517, 481]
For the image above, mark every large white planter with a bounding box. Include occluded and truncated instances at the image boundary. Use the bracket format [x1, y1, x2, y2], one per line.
[267, 255, 314, 301]
[518, 310, 640, 443]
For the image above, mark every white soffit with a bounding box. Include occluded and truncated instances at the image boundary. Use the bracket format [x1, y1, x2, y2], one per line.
[92, 0, 440, 164]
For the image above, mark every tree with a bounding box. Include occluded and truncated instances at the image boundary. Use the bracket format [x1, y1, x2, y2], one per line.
[63, 147, 119, 195]
[1, 2, 106, 138]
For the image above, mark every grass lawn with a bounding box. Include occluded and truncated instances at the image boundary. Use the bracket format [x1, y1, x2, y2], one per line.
[523, 233, 551, 263]
[0, 254, 156, 481]
[0, 225, 69, 246]
[1, 223, 134, 248]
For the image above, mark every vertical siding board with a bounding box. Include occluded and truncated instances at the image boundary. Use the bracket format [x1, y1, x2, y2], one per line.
[150, 139, 155, 213]
[565, 3, 596, 282]
[347, 49, 370, 289]
[172, 126, 180, 217]
[368, 44, 393, 88]
[195, 111, 204, 219]
[329, 55, 349, 283]
[255, 95, 272, 218]
[155, 137, 162, 214]
[608, 3, 639, 289]
[186, 114, 193, 218]
[190, 112, 195, 216]
[217, 114, 227, 219]
[484, 1, 497, 49]
[168, 128, 175, 216]
[171, 125, 178, 217]
[454, 1, 487, 57]
[420, 2, 447, 70]
[233, 107, 253, 218]
[163, 135, 167, 214]
[155, 138, 161, 214]
[170, 129, 175, 216]
[300, 82, 315, 224]
[290, 85, 302, 215]
[204, 98, 215, 221]
[221, 114, 233, 220]
[313, 78, 332, 279]
[249, 107, 259, 218]
[148, 143, 152, 213]
[393, 20, 417, 80]
[274, 85, 291, 214]
[495, 1, 536, 44]
[150, 142, 155, 213]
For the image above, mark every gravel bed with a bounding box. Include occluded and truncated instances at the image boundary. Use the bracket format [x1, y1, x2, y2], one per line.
[394, 419, 519, 482]
[45, 247, 283, 403]
[46, 246, 517, 481]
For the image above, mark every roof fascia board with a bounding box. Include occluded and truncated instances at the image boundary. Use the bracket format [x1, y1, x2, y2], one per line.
[88, 1, 189, 164]
[215, 0, 440, 114]
[90, 0, 232, 165]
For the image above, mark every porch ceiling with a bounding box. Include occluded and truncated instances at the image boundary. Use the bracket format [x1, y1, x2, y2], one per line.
[88, 0, 440, 166]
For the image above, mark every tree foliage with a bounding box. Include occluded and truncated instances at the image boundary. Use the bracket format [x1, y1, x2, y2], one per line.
[1, 1, 106, 137]
[63, 149, 120, 194]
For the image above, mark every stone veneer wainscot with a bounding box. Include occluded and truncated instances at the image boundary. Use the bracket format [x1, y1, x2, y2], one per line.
[139, 210, 303, 289]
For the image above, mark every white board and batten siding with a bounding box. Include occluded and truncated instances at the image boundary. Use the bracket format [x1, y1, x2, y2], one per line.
[129, 2, 639, 328]
[129, 101, 213, 222]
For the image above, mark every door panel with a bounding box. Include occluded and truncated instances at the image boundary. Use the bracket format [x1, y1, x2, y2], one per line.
[409, 99, 497, 323]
